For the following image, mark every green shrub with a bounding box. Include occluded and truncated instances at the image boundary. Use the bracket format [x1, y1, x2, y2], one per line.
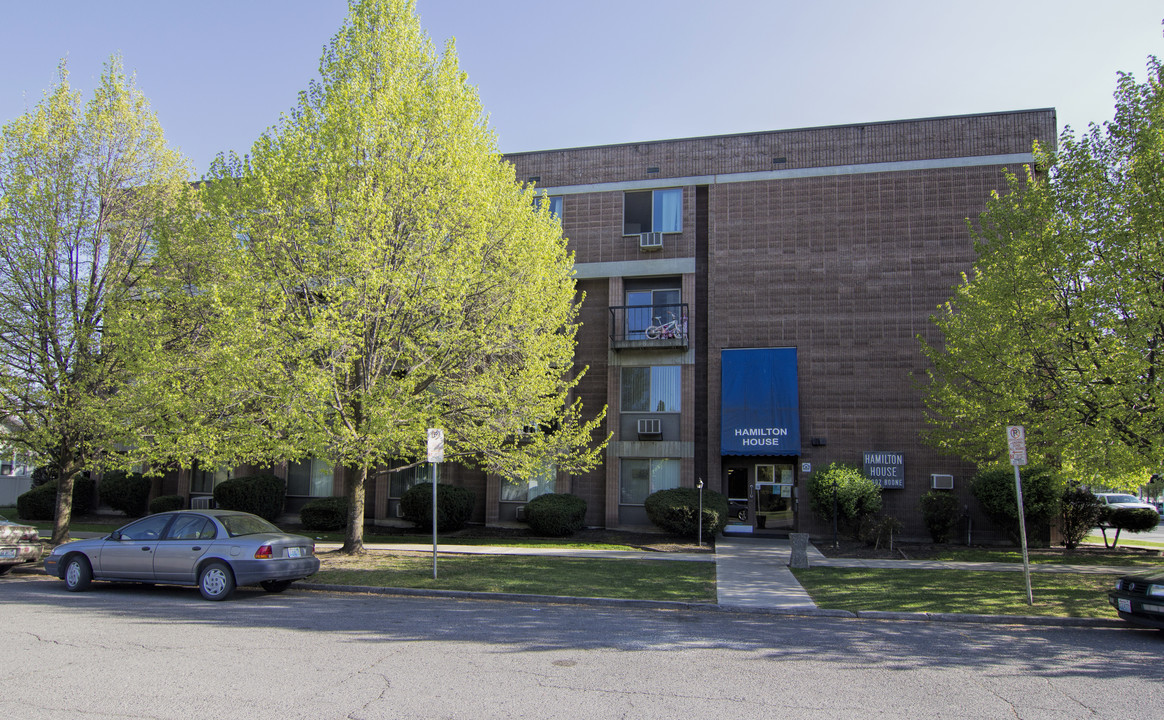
[400, 483, 475, 531]
[16, 474, 95, 520]
[807, 463, 883, 539]
[643, 487, 729, 538]
[31, 464, 58, 487]
[919, 490, 961, 543]
[300, 497, 349, 532]
[213, 474, 286, 522]
[1101, 506, 1160, 533]
[149, 495, 185, 514]
[862, 514, 903, 548]
[99, 470, 151, 517]
[970, 465, 1062, 546]
[524, 493, 587, 537]
[1059, 484, 1103, 549]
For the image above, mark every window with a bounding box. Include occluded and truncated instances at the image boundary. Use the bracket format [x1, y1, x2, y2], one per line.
[621, 366, 681, 412]
[164, 515, 216, 541]
[500, 463, 556, 502]
[190, 464, 231, 494]
[626, 287, 680, 339]
[0, 450, 31, 477]
[620, 458, 680, 505]
[118, 514, 174, 541]
[623, 188, 682, 235]
[533, 194, 563, 219]
[287, 458, 334, 497]
[389, 464, 430, 498]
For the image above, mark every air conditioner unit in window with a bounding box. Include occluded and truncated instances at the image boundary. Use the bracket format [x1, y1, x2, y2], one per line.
[515, 505, 528, 521]
[637, 418, 662, 436]
[931, 474, 954, 490]
[639, 232, 663, 251]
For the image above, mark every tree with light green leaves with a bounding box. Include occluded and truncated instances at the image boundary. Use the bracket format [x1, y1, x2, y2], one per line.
[133, 0, 604, 553]
[0, 58, 191, 543]
[919, 54, 1164, 491]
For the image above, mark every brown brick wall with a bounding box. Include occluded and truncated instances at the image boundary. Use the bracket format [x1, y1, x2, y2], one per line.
[509, 110, 1054, 187]
[499, 109, 1056, 538]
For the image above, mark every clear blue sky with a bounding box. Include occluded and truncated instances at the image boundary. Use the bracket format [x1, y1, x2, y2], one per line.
[1, 1, 1160, 177]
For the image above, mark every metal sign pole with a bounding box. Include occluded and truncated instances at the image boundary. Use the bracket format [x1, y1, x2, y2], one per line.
[1007, 425, 1033, 606]
[1013, 465, 1033, 605]
[427, 428, 444, 581]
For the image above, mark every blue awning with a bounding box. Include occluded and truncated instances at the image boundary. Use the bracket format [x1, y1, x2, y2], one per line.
[721, 348, 800, 456]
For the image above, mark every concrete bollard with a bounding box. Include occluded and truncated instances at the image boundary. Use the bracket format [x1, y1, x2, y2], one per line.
[789, 532, 810, 569]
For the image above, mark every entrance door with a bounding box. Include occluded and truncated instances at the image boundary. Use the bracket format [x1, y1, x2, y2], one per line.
[753, 464, 795, 532]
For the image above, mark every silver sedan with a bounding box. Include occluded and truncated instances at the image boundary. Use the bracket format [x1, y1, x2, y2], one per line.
[43, 509, 320, 600]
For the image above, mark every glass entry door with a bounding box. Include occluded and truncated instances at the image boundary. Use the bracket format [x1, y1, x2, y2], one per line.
[723, 462, 796, 531]
[754, 464, 795, 531]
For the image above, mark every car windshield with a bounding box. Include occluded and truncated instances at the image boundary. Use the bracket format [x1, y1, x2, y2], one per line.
[219, 514, 281, 537]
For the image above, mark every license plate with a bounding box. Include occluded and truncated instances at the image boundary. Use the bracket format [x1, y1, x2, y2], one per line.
[0, 548, 15, 559]
[286, 547, 302, 558]
[1118, 598, 1132, 613]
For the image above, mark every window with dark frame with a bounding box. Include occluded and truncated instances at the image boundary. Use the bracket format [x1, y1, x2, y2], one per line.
[623, 188, 682, 235]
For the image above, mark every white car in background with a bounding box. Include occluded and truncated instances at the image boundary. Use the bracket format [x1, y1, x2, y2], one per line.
[1094, 493, 1158, 512]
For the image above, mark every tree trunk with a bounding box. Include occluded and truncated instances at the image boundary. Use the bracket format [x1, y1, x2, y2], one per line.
[50, 458, 80, 545]
[340, 465, 367, 555]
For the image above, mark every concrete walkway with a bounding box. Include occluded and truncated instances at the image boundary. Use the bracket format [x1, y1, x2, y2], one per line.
[714, 535, 824, 609]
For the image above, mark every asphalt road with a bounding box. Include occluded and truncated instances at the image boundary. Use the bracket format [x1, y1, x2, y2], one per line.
[2, 575, 1162, 719]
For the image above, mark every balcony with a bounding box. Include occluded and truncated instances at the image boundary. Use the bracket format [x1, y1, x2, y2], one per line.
[609, 303, 689, 350]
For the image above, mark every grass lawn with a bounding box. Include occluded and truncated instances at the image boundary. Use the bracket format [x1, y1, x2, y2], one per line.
[304, 531, 644, 551]
[931, 546, 1162, 567]
[1084, 532, 1164, 549]
[792, 567, 1120, 618]
[312, 551, 718, 603]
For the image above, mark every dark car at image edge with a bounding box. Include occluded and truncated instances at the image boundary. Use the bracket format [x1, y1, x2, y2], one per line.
[43, 509, 320, 601]
[1108, 571, 1164, 630]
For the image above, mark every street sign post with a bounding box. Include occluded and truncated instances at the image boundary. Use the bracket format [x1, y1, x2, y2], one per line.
[427, 429, 444, 579]
[1006, 425, 1033, 605]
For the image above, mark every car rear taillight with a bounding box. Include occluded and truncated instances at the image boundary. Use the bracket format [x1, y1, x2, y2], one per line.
[254, 545, 273, 559]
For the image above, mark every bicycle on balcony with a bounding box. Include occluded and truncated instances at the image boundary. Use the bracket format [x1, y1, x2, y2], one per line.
[645, 313, 684, 340]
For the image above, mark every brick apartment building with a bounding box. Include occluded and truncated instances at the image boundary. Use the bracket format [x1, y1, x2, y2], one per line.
[168, 109, 1056, 541]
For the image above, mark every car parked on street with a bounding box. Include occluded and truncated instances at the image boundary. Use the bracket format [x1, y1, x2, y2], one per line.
[1109, 571, 1164, 630]
[0, 515, 42, 576]
[43, 509, 320, 600]
[1094, 493, 1158, 512]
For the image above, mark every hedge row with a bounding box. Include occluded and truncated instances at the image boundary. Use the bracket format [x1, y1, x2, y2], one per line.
[525, 493, 586, 537]
[212, 475, 285, 522]
[644, 487, 729, 538]
[16, 476, 95, 521]
[401, 483, 474, 531]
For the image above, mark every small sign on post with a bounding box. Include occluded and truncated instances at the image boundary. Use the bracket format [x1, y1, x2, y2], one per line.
[1006, 425, 1034, 605]
[427, 428, 444, 579]
[427, 428, 445, 463]
[1007, 425, 1028, 467]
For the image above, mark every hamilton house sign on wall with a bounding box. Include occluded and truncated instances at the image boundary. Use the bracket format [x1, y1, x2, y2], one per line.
[863, 451, 905, 489]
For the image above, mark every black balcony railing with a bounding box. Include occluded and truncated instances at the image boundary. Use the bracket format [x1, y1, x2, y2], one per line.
[609, 303, 689, 350]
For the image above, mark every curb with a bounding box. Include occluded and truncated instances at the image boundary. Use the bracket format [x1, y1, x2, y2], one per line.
[298, 582, 1128, 628]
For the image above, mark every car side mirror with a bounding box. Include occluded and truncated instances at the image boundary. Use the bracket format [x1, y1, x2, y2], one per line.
[109, 531, 122, 541]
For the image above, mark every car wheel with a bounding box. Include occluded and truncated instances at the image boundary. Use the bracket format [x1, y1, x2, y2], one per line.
[0, 564, 13, 577]
[198, 562, 236, 601]
[260, 580, 293, 593]
[63, 556, 92, 592]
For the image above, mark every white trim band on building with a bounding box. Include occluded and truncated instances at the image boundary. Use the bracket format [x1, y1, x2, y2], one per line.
[573, 258, 696, 279]
[541, 153, 1036, 196]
